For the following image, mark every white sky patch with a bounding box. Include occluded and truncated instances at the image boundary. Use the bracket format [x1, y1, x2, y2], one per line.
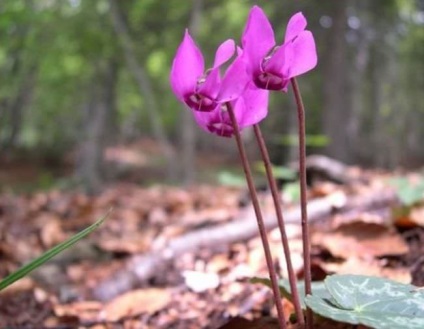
[69, 0, 81, 8]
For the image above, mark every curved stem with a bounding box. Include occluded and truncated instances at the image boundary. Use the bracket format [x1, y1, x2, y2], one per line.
[227, 103, 287, 329]
[253, 124, 304, 325]
[291, 77, 312, 329]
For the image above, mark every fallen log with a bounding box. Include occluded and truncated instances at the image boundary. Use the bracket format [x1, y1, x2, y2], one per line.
[291, 154, 359, 185]
[92, 189, 397, 301]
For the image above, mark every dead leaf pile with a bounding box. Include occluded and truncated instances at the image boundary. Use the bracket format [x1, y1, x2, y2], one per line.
[0, 168, 423, 328]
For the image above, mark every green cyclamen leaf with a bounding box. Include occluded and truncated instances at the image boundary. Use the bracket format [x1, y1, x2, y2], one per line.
[325, 274, 417, 310]
[0, 210, 110, 291]
[305, 294, 361, 325]
[305, 274, 424, 329]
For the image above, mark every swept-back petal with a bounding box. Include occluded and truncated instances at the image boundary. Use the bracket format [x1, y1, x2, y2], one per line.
[264, 43, 288, 77]
[218, 56, 249, 102]
[198, 67, 221, 100]
[170, 30, 204, 101]
[284, 12, 307, 43]
[236, 46, 243, 57]
[213, 39, 235, 68]
[241, 6, 275, 75]
[193, 109, 212, 132]
[286, 30, 317, 78]
[236, 85, 269, 128]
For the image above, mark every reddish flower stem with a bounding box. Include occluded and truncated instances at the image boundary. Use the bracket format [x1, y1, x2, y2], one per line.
[227, 103, 287, 329]
[253, 124, 304, 325]
[291, 77, 312, 329]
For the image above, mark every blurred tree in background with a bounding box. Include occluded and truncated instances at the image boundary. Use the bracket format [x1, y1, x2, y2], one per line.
[0, 0, 423, 191]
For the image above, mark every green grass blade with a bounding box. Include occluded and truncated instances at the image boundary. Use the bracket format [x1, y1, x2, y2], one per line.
[0, 209, 111, 291]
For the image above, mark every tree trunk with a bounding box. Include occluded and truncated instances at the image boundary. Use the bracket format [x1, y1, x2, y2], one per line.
[346, 0, 370, 163]
[76, 60, 117, 194]
[108, 0, 176, 180]
[322, 0, 350, 163]
[3, 65, 37, 150]
[0, 0, 35, 151]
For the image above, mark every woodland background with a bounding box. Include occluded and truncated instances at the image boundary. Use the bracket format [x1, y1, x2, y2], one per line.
[1, 1, 424, 328]
[1, 0, 424, 191]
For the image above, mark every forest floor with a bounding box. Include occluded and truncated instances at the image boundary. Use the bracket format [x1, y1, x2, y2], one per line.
[0, 149, 423, 329]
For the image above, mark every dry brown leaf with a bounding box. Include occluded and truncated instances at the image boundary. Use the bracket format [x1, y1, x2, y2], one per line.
[36, 213, 66, 248]
[207, 254, 231, 273]
[113, 208, 141, 229]
[148, 207, 168, 224]
[163, 189, 193, 214]
[312, 221, 409, 259]
[12, 236, 43, 263]
[28, 192, 49, 213]
[100, 288, 171, 321]
[217, 316, 309, 329]
[180, 208, 234, 227]
[394, 214, 417, 228]
[409, 205, 424, 226]
[393, 204, 424, 228]
[53, 301, 102, 322]
[0, 277, 34, 295]
[318, 257, 412, 284]
[310, 182, 339, 198]
[97, 235, 150, 254]
[160, 225, 186, 240]
[248, 245, 266, 274]
[216, 317, 258, 329]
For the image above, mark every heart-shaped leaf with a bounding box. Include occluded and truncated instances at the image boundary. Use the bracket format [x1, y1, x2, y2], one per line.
[305, 274, 424, 329]
[325, 274, 419, 310]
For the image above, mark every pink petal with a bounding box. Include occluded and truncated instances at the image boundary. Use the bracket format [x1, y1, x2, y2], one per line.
[286, 30, 317, 78]
[263, 43, 288, 77]
[193, 107, 234, 137]
[170, 30, 204, 101]
[236, 85, 269, 128]
[236, 46, 243, 56]
[193, 110, 212, 132]
[241, 6, 275, 76]
[284, 12, 307, 43]
[213, 39, 235, 68]
[217, 56, 249, 102]
[198, 67, 221, 100]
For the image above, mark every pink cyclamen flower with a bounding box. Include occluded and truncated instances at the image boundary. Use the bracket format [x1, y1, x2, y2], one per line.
[193, 83, 269, 137]
[242, 6, 317, 91]
[170, 30, 249, 112]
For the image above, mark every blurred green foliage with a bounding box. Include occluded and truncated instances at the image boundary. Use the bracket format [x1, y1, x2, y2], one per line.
[0, 0, 423, 168]
[217, 170, 246, 187]
[254, 162, 297, 181]
[278, 134, 330, 148]
[390, 176, 424, 206]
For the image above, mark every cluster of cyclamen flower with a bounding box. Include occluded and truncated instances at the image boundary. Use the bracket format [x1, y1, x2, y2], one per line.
[170, 5, 317, 137]
[171, 5, 317, 329]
